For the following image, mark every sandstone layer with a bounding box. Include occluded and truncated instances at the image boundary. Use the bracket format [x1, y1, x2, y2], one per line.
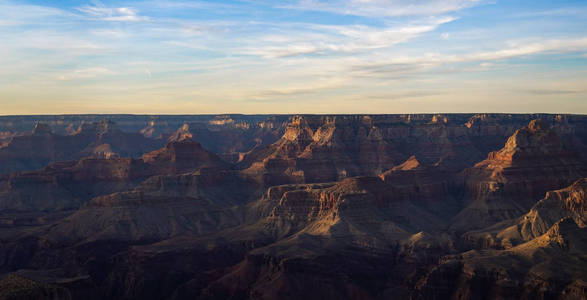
[452, 120, 587, 231]
[0, 114, 585, 300]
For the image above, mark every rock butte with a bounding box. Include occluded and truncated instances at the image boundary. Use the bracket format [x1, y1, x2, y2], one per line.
[0, 114, 585, 300]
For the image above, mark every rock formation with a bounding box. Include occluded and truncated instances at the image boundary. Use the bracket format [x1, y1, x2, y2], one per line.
[0, 138, 228, 217]
[0, 114, 585, 299]
[0, 119, 163, 174]
[417, 217, 587, 300]
[142, 138, 229, 174]
[451, 120, 587, 231]
[42, 171, 252, 245]
[464, 177, 586, 249]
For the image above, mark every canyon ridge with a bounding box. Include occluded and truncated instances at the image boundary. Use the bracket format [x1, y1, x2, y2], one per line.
[0, 114, 585, 300]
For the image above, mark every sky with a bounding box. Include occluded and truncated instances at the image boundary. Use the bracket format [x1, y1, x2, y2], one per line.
[0, 0, 586, 114]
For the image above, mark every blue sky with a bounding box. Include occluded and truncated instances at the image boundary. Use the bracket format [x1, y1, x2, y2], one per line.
[1, 0, 586, 114]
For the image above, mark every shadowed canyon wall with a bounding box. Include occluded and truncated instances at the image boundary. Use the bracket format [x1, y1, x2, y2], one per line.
[0, 114, 585, 300]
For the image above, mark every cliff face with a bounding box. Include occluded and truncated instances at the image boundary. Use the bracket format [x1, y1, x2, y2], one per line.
[0, 138, 228, 216]
[417, 218, 587, 300]
[141, 138, 229, 174]
[464, 178, 586, 249]
[249, 168, 462, 241]
[98, 175, 457, 300]
[0, 274, 72, 300]
[239, 116, 401, 186]
[1, 114, 585, 174]
[239, 115, 587, 187]
[0, 114, 586, 300]
[42, 171, 252, 245]
[0, 115, 291, 166]
[451, 120, 587, 231]
[0, 119, 163, 174]
[414, 178, 587, 299]
[43, 178, 580, 300]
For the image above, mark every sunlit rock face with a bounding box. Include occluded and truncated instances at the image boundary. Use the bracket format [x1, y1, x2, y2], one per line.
[238, 115, 587, 187]
[0, 114, 585, 300]
[463, 177, 586, 249]
[452, 120, 587, 231]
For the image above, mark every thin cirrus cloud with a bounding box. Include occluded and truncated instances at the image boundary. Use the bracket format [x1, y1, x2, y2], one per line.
[241, 16, 457, 58]
[57, 67, 115, 81]
[0, 2, 70, 26]
[274, 0, 482, 17]
[348, 37, 587, 77]
[76, 1, 149, 22]
[518, 89, 586, 96]
[0, 0, 586, 114]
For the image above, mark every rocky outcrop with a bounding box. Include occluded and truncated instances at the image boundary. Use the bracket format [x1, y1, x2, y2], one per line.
[88, 172, 459, 299]
[43, 171, 252, 245]
[1, 114, 585, 174]
[0, 119, 163, 174]
[0, 138, 229, 214]
[380, 156, 463, 220]
[0, 114, 585, 300]
[142, 138, 229, 174]
[188, 171, 459, 300]
[250, 174, 454, 246]
[0, 158, 138, 213]
[138, 115, 289, 161]
[464, 178, 586, 249]
[167, 123, 193, 142]
[417, 218, 587, 300]
[240, 116, 410, 186]
[238, 115, 587, 187]
[73, 119, 163, 159]
[451, 120, 587, 231]
[0, 274, 72, 300]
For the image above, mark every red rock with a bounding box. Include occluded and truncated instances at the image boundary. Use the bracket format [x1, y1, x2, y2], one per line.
[0, 119, 163, 174]
[418, 217, 587, 300]
[0, 138, 228, 213]
[452, 119, 587, 231]
[0, 114, 585, 299]
[464, 178, 586, 249]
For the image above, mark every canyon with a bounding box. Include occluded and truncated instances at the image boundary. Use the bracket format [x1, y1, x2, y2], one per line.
[0, 114, 585, 299]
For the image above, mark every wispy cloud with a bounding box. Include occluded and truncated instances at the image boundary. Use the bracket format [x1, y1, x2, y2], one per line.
[245, 80, 346, 100]
[0, 2, 70, 26]
[276, 0, 483, 17]
[1, 0, 586, 114]
[363, 90, 448, 100]
[90, 29, 130, 38]
[57, 67, 115, 80]
[516, 88, 586, 96]
[471, 38, 587, 61]
[240, 17, 456, 58]
[4, 31, 105, 54]
[345, 37, 587, 78]
[77, 1, 149, 22]
[513, 7, 587, 18]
